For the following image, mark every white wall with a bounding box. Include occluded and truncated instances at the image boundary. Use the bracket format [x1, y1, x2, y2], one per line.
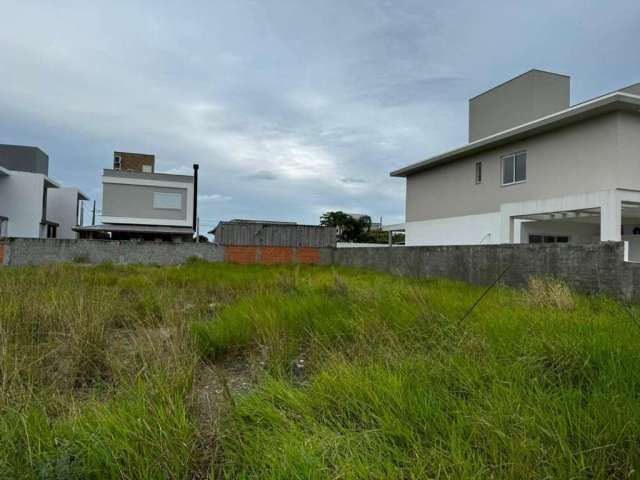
[405, 212, 501, 246]
[337, 242, 394, 248]
[0, 171, 46, 238]
[47, 188, 81, 239]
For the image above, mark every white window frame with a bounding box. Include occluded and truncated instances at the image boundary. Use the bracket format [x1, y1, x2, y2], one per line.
[501, 151, 527, 186]
[153, 192, 183, 210]
[114, 155, 121, 170]
[142, 164, 153, 173]
[475, 161, 482, 184]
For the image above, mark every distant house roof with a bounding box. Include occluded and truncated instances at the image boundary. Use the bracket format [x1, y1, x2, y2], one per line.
[390, 91, 640, 177]
[74, 224, 194, 235]
[209, 219, 297, 235]
[40, 220, 59, 227]
[210, 221, 335, 247]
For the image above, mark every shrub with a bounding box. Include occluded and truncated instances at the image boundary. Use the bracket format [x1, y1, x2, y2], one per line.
[72, 254, 91, 264]
[526, 276, 575, 310]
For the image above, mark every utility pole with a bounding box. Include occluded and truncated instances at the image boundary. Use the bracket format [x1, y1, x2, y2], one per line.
[91, 201, 96, 226]
[196, 217, 200, 243]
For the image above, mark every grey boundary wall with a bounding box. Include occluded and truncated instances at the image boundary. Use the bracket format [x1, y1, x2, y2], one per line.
[3, 239, 640, 301]
[330, 242, 640, 301]
[0, 238, 225, 266]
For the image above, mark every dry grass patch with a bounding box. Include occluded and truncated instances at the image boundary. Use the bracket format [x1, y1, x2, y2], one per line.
[526, 276, 576, 310]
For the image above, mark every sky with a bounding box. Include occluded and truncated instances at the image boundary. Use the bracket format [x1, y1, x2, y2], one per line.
[1, 1, 639, 232]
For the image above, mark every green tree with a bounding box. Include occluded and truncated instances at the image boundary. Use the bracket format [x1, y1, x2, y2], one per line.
[320, 211, 372, 242]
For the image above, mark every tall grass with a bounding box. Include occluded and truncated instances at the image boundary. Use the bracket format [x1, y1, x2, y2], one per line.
[1, 262, 639, 478]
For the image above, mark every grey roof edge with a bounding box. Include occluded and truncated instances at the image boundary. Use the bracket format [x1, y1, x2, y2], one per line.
[468, 69, 571, 102]
[74, 224, 194, 234]
[391, 92, 640, 178]
[0, 143, 48, 157]
[103, 169, 193, 182]
[208, 221, 330, 235]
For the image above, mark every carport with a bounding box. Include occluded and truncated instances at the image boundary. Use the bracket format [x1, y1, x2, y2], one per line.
[500, 189, 640, 261]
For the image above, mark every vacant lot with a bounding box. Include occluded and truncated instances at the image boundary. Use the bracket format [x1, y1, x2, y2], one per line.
[1, 261, 639, 479]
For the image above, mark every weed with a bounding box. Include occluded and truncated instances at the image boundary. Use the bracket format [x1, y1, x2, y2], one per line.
[526, 276, 576, 310]
[0, 263, 638, 478]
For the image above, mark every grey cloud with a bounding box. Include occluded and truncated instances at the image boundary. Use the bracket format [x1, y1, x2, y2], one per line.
[246, 170, 278, 181]
[341, 177, 367, 184]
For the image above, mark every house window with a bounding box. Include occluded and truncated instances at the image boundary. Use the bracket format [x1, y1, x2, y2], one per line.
[475, 161, 482, 184]
[501, 151, 526, 185]
[529, 234, 569, 244]
[114, 156, 121, 170]
[153, 192, 182, 210]
[142, 164, 152, 173]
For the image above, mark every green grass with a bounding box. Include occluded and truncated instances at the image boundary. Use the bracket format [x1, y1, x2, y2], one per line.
[1, 262, 640, 478]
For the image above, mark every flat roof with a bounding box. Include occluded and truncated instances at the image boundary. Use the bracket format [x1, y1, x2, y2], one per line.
[74, 224, 194, 234]
[40, 220, 59, 227]
[0, 143, 48, 157]
[103, 169, 193, 183]
[390, 91, 640, 177]
[209, 220, 322, 234]
[44, 176, 60, 188]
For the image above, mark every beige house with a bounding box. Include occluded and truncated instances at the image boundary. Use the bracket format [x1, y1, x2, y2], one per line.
[392, 70, 640, 259]
[75, 152, 197, 242]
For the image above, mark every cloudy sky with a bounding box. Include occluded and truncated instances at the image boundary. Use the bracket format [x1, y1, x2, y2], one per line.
[1, 1, 639, 231]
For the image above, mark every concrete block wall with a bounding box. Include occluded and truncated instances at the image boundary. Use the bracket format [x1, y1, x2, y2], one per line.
[0, 239, 332, 267]
[0, 239, 225, 266]
[330, 242, 640, 301]
[2, 238, 640, 301]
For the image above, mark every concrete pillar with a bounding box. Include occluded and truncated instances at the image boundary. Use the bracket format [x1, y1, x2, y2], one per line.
[600, 191, 621, 241]
[499, 213, 515, 244]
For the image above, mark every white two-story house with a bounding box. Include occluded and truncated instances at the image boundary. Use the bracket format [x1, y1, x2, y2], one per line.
[0, 144, 88, 239]
[75, 152, 198, 242]
[392, 70, 640, 258]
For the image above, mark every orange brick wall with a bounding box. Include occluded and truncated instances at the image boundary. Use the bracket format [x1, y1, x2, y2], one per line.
[224, 245, 323, 265]
[225, 246, 258, 264]
[296, 247, 321, 264]
[260, 247, 294, 264]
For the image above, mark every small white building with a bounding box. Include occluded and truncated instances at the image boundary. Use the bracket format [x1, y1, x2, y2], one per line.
[47, 187, 89, 239]
[0, 144, 88, 239]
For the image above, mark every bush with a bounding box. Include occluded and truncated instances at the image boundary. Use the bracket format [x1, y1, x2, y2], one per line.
[526, 276, 575, 310]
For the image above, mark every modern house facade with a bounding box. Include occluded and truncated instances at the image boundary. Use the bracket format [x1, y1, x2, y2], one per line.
[392, 70, 640, 258]
[47, 188, 89, 239]
[0, 144, 87, 239]
[76, 152, 197, 241]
